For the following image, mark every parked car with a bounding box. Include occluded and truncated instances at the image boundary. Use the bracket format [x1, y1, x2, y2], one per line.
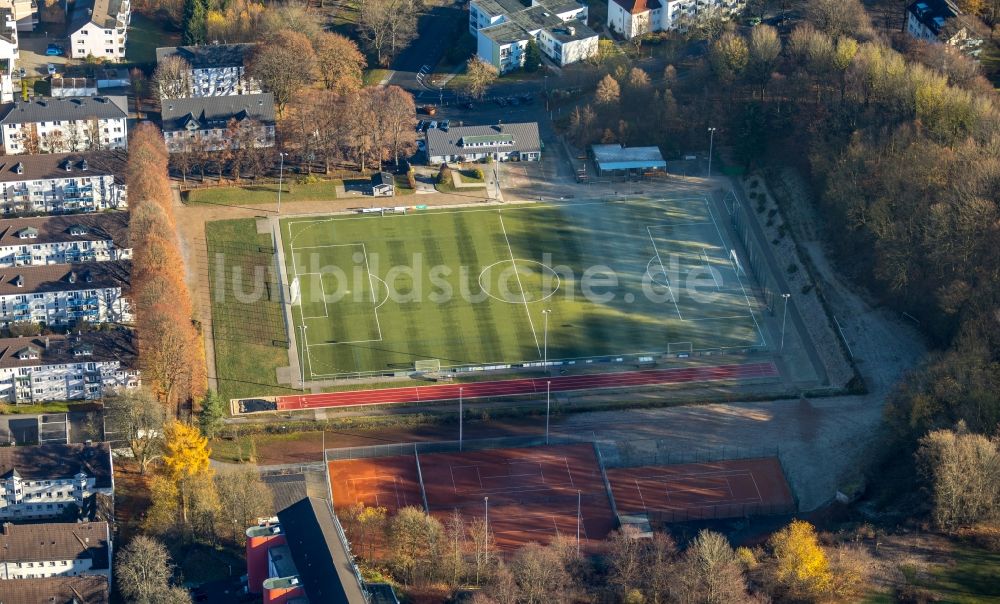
[415, 120, 426, 132]
[17, 67, 25, 78]
[463, 101, 474, 109]
[439, 120, 450, 131]
[427, 121, 438, 130]
[45, 44, 64, 56]
[46, 63, 56, 76]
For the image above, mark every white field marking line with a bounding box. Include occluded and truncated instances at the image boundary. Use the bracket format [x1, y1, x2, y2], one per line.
[282, 197, 713, 247]
[646, 226, 683, 320]
[635, 479, 648, 509]
[361, 243, 383, 341]
[702, 249, 722, 289]
[748, 472, 763, 502]
[497, 211, 542, 356]
[703, 197, 766, 347]
[562, 458, 576, 489]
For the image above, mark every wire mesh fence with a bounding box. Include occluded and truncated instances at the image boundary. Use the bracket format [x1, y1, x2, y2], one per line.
[324, 434, 595, 461]
[597, 440, 779, 469]
[647, 502, 795, 524]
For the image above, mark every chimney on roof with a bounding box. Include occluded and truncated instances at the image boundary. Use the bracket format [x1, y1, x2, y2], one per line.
[44, 336, 49, 349]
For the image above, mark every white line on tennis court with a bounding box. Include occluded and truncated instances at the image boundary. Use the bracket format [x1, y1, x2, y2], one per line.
[634, 479, 648, 509]
[748, 472, 763, 502]
[561, 458, 576, 489]
[646, 227, 683, 320]
[498, 211, 542, 356]
[703, 198, 766, 347]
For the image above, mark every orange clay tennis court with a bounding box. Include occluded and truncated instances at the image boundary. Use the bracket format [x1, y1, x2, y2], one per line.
[606, 458, 794, 522]
[328, 444, 616, 552]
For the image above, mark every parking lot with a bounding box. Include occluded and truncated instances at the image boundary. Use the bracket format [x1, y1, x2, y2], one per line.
[16, 30, 73, 78]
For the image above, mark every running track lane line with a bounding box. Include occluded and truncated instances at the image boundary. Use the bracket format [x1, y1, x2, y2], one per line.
[275, 362, 779, 410]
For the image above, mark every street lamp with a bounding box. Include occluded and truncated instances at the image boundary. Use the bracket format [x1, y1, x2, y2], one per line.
[459, 387, 464, 451]
[576, 490, 581, 555]
[707, 127, 717, 177]
[276, 152, 287, 214]
[542, 308, 552, 372]
[484, 496, 490, 562]
[780, 293, 791, 352]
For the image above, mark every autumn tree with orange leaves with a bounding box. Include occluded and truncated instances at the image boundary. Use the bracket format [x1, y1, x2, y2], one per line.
[128, 123, 206, 414]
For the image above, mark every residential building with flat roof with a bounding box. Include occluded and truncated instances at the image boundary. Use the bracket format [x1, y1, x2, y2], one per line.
[160, 93, 276, 153]
[426, 122, 541, 164]
[592, 143, 666, 175]
[0, 521, 111, 579]
[68, 0, 131, 61]
[906, 0, 984, 56]
[155, 43, 261, 97]
[471, 0, 598, 73]
[0, 212, 129, 267]
[0, 97, 128, 155]
[0, 152, 127, 215]
[0, 442, 114, 519]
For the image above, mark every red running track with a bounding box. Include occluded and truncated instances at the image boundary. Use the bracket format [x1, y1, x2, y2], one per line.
[276, 361, 779, 411]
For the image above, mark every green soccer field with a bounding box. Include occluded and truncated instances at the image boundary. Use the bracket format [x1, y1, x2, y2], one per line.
[280, 196, 766, 380]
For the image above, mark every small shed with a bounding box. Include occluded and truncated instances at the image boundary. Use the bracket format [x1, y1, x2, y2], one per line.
[371, 172, 394, 197]
[592, 144, 666, 176]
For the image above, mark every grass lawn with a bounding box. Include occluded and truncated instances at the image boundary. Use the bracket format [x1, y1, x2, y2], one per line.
[206, 219, 299, 401]
[0, 400, 96, 415]
[280, 196, 765, 380]
[393, 173, 416, 195]
[363, 68, 392, 86]
[126, 13, 181, 65]
[185, 180, 341, 207]
[920, 542, 1000, 603]
[458, 167, 486, 184]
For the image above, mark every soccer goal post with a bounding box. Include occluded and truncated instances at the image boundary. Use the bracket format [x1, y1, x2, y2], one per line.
[414, 359, 441, 374]
[289, 277, 301, 305]
[667, 342, 693, 356]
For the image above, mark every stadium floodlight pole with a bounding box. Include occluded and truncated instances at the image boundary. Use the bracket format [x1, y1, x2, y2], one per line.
[545, 380, 551, 445]
[298, 324, 307, 390]
[484, 496, 490, 562]
[707, 127, 717, 177]
[576, 490, 581, 555]
[276, 152, 287, 214]
[459, 387, 464, 451]
[542, 308, 552, 373]
[780, 293, 791, 352]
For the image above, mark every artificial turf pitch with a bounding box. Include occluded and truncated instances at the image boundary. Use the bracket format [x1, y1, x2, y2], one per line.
[280, 197, 765, 380]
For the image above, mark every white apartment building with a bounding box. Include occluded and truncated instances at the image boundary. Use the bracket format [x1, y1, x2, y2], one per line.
[68, 0, 130, 61]
[0, 96, 128, 155]
[0, 442, 113, 520]
[160, 93, 276, 153]
[906, 0, 984, 56]
[470, 0, 598, 73]
[0, 9, 18, 104]
[0, 261, 131, 327]
[0, 521, 111, 579]
[0, 332, 138, 403]
[0, 213, 129, 267]
[0, 152, 127, 215]
[607, 0, 746, 39]
[155, 43, 261, 97]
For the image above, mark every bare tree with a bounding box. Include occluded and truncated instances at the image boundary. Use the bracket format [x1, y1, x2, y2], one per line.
[261, 1, 323, 42]
[359, 0, 418, 66]
[104, 388, 167, 474]
[215, 468, 272, 546]
[917, 425, 1000, 529]
[116, 536, 176, 603]
[247, 30, 317, 113]
[154, 55, 193, 99]
[464, 58, 499, 100]
[381, 86, 417, 167]
[674, 530, 757, 604]
[509, 542, 573, 604]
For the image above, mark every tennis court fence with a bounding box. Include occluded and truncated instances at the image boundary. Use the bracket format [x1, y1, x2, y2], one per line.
[596, 440, 780, 469]
[647, 501, 795, 524]
[324, 434, 595, 461]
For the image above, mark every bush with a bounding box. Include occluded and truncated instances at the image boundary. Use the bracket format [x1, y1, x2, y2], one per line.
[406, 169, 416, 189]
[437, 163, 452, 184]
[297, 174, 321, 185]
[473, 167, 484, 180]
[8, 322, 41, 337]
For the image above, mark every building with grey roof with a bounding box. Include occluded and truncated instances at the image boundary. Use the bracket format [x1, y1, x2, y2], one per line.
[0, 521, 111, 579]
[0, 576, 109, 603]
[0, 151, 127, 216]
[0, 260, 131, 326]
[68, 0, 131, 61]
[0, 97, 127, 155]
[471, 0, 597, 73]
[160, 93, 276, 153]
[426, 122, 541, 164]
[155, 43, 261, 98]
[592, 143, 666, 175]
[0, 442, 116, 518]
[0, 212, 129, 267]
